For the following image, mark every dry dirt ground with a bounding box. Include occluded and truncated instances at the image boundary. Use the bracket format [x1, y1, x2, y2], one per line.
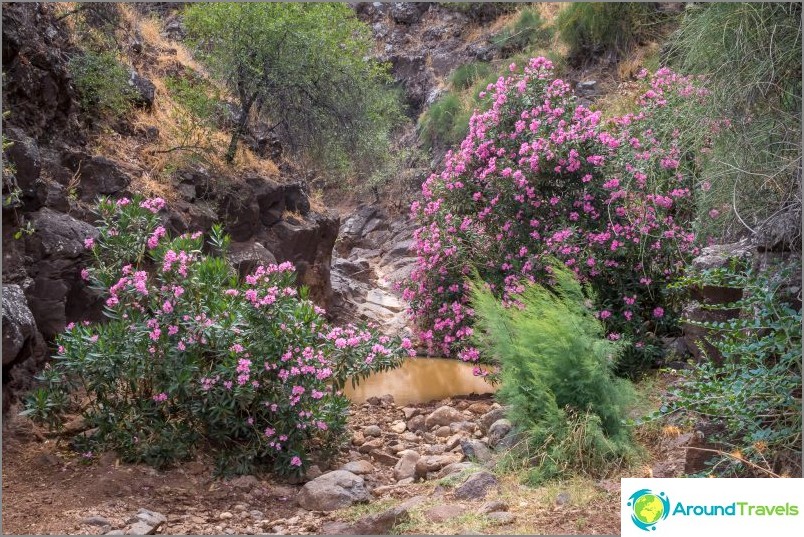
[2, 392, 659, 535]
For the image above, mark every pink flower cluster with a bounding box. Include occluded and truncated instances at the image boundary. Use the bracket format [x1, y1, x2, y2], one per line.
[403, 59, 708, 360]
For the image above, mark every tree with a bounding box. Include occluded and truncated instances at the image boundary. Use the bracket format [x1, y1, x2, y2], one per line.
[184, 2, 402, 175]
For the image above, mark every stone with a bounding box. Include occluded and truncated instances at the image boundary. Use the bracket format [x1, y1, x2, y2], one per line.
[219, 512, 233, 520]
[423, 444, 446, 455]
[487, 419, 512, 448]
[486, 511, 516, 526]
[467, 402, 491, 415]
[445, 433, 464, 451]
[305, 465, 323, 480]
[461, 439, 493, 463]
[415, 454, 462, 478]
[323, 502, 412, 535]
[434, 425, 452, 438]
[406, 415, 426, 432]
[363, 425, 382, 437]
[450, 421, 476, 434]
[351, 432, 365, 446]
[135, 510, 166, 527]
[228, 241, 277, 278]
[390, 420, 407, 434]
[478, 407, 507, 434]
[125, 521, 157, 535]
[390, 2, 428, 24]
[2, 284, 45, 369]
[63, 154, 132, 201]
[425, 504, 466, 523]
[358, 438, 384, 453]
[370, 449, 400, 466]
[480, 501, 509, 514]
[435, 462, 474, 479]
[340, 460, 375, 475]
[296, 470, 369, 511]
[394, 450, 420, 481]
[83, 515, 110, 527]
[105, 531, 125, 536]
[453, 471, 499, 500]
[401, 407, 418, 419]
[128, 70, 156, 108]
[425, 406, 465, 428]
[555, 492, 571, 506]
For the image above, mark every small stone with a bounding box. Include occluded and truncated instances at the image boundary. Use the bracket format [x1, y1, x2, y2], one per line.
[461, 439, 493, 463]
[436, 461, 474, 479]
[415, 454, 463, 478]
[83, 516, 111, 527]
[135, 510, 166, 528]
[390, 421, 407, 434]
[401, 407, 418, 420]
[450, 421, 476, 434]
[555, 491, 571, 506]
[219, 512, 233, 520]
[480, 501, 509, 514]
[434, 426, 452, 438]
[363, 425, 382, 437]
[125, 522, 156, 535]
[424, 444, 446, 455]
[445, 433, 464, 451]
[406, 415, 426, 432]
[105, 531, 125, 536]
[370, 449, 400, 466]
[478, 407, 507, 434]
[358, 438, 384, 453]
[249, 510, 264, 520]
[229, 475, 260, 490]
[453, 471, 499, 500]
[467, 402, 491, 415]
[487, 511, 516, 525]
[233, 504, 247, 512]
[296, 470, 370, 511]
[401, 431, 419, 442]
[352, 432, 365, 446]
[340, 460, 375, 475]
[425, 504, 466, 523]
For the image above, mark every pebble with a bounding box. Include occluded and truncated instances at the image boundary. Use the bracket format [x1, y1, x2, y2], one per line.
[219, 512, 233, 520]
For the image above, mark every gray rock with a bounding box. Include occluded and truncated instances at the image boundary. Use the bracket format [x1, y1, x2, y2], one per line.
[2, 284, 45, 367]
[434, 425, 452, 438]
[340, 460, 375, 475]
[407, 414, 426, 432]
[435, 461, 474, 479]
[104, 531, 125, 536]
[425, 406, 465, 428]
[478, 407, 507, 434]
[83, 515, 110, 527]
[461, 439, 493, 463]
[296, 470, 369, 511]
[390, 2, 428, 24]
[487, 419, 512, 448]
[453, 471, 499, 500]
[363, 425, 382, 437]
[401, 407, 418, 419]
[128, 70, 155, 108]
[415, 454, 462, 478]
[370, 449, 399, 466]
[394, 450, 420, 481]
[125, 521, 157, 535]
[555, 491, 571, 506]
[486, 511, 516, 525]
[480, 500, 508, 514]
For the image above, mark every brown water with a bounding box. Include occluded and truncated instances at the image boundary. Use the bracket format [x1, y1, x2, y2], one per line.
[344, 357, 496, 406]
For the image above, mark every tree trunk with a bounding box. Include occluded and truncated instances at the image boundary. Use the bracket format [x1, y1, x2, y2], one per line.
[225, 94, 256, 164]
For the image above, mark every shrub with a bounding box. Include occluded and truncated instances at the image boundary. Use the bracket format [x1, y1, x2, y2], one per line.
[22, 196, 413, 476]
[449, 62, 494, 91]
[663, 260, 802, 477]
[471, 266, 637, 483]
[556, 2, 663, 60]
[418, 94, 471, 151]
[490, 7, 551, 54]
[402, 58, 712, 376]
[69, 51, 136, 116]
[665, 2, 802, 241]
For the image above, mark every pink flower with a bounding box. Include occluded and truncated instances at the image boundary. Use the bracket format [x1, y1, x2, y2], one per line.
[653, 307, 665, 318]
[80, 268, 90, 281]
[290, 456, 302, 467]
[84, 237, 95, 249]
[152, 392, 168, 402]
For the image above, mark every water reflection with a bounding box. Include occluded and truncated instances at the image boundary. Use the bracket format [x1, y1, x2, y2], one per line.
[344, 357, 496, 406]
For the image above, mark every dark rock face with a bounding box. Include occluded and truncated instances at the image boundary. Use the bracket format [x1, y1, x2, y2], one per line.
[23, 209, 101, 339]
[2, 285, 47, 411]
[2, 3, 77, 141]
[128, 70, 156, 109]
[62, 154, 133, 202]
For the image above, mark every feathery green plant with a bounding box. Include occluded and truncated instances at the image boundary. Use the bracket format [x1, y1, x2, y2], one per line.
[470, 266, 638, 484]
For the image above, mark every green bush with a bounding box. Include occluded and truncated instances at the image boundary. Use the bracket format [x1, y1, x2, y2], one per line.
[556, 2, 663, 59]
[69, 51, 136, 116]
[470, 266, 638, 483]
[449, 61, 493, 91]
[165, 75, 221, 129]
[665, 2, 802, 241]
[490, 7, 551, 54]
[417, 93, 471, 150]
[664, 260, 802, 477]
[22, 196, 412, 476]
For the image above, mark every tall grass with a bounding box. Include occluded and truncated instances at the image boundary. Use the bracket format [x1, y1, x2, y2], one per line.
[665, 2, 802, 241]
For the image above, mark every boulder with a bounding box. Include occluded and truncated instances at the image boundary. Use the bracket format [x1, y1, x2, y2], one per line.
[227, 240, 277, 278]
[339, 460, 375, 475]
[4, 126, 43, 209]
[296, 470, 369, 512]
[393, 450, 420, 481]
[425, 405, 465, 428]
[478, 407, 507, 434]
[2, 284, 47, 413]
[453, 471, 499, 500]
[460, 439, 492, 463]
[488, 419, 512, 448]
[62, 154, 132, 202]
[128, 70, 156, 108]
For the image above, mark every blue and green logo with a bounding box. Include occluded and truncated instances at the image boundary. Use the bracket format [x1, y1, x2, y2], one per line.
[628, 489, 670, 531]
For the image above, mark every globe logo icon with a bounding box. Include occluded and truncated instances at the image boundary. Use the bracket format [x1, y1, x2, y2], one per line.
[627, 489, 670, 531]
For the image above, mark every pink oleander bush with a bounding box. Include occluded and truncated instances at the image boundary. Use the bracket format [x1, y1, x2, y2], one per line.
[23, 196, 413, 476]
[402, 58, 715, 376]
